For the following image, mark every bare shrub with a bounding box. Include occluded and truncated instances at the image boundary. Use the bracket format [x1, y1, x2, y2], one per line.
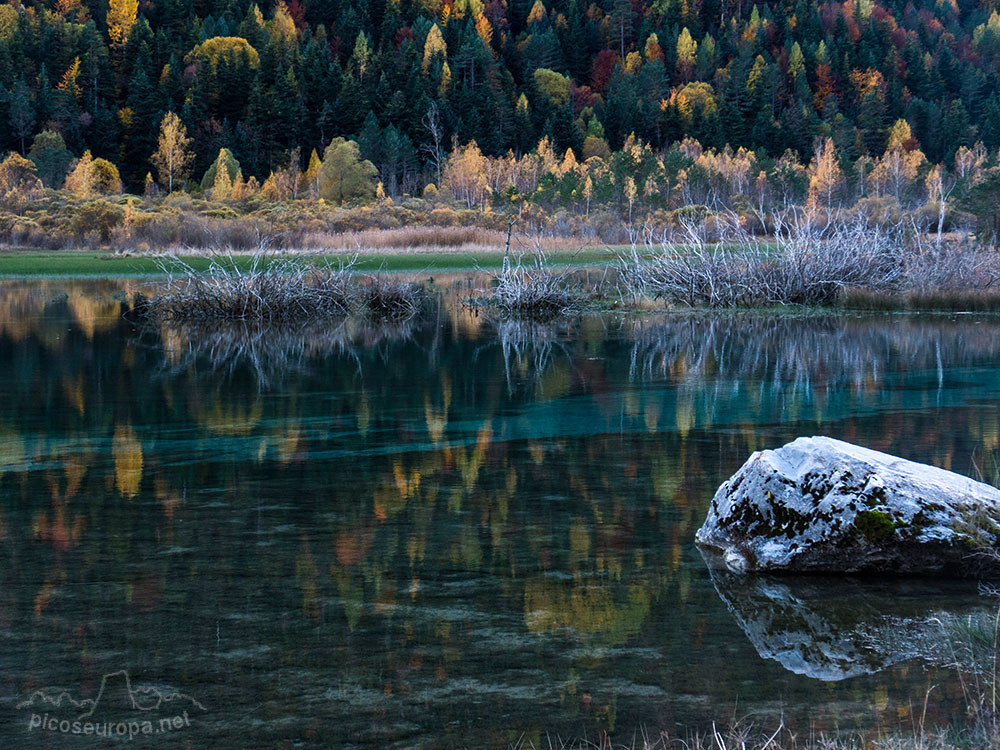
[905, 244, 1000, 292]
[357, 274, 424, 319]
[468, 229, 590, 320]
[624, 208, 905, 307]
[482, 264, 585, 318]
[145, 254, 357, 322]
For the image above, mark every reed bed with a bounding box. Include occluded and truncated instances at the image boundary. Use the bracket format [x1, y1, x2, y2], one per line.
[300, 225, 511, 253]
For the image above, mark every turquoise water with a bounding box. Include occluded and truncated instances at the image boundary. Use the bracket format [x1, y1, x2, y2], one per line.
[0, 279, 998, 747]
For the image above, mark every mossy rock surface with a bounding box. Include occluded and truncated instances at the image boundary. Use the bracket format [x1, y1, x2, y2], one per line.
[696, 436, 1000, 576]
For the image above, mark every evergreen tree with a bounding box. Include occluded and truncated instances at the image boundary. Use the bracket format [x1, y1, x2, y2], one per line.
[8, 76, 34, 154]
[28, 130, 73, 187]
[858, 89, 888, 156]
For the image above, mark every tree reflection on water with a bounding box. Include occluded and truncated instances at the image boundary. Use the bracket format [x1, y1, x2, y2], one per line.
[0, 279, 998, 746]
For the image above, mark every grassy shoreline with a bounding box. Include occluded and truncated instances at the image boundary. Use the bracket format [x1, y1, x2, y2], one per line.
[7, 249, 1000, 316]
[0, 248, 626, 277]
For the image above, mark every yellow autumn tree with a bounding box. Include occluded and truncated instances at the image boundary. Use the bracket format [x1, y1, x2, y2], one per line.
[474, 12, 492, 47]
[269, 0, 298, 44]
[150, 111, 193, 193]
[212, 156, 233, 200]
[0, 152, 42, 207]
[184, 37, 261, 71]
[526, 0, 546, 24]
[954, 142, 987, 183]
[533, 68, 571, 108]
[106, 0, 138, 53]
[422, 24, 447, 72]
[64, 151, 122, 195]
[58, 58, 82, 101]
[869, 120, 924, 201]
[63, 151, 94, 195]
[624, 176, 637, 221]
[807, 137, 843, 208]
[676, 28, 697, 82]
[439, 61, 452, 94]
[645, 33, 664, 62]
[300, 148, 322, 198]
[442, 141, 488, 208]
[885, 118, 914, 151]
[671, 82, 716, 127]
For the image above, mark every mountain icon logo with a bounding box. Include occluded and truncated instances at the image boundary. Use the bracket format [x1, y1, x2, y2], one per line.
[18, 671, 206, 740]
[18, 670, 206, 719]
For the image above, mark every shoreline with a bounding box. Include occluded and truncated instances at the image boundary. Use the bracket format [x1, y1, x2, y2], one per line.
[0, 248, 621, 277]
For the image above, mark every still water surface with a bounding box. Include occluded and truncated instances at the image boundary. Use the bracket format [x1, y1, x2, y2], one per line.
[0, 278, 998, 747]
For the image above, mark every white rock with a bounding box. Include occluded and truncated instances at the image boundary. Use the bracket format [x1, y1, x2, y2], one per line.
[696, 436, 1000, 575]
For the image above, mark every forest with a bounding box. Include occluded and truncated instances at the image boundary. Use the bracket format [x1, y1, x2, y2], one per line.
[0, 0, 999, 217]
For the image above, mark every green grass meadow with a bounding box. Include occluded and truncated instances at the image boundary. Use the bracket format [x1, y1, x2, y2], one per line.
[0, 249, 627, 277]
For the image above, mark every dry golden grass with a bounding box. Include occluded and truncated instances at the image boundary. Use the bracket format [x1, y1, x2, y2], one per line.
[297, 225, 585, 254]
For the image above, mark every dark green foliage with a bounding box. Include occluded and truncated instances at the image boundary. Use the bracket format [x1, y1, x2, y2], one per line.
[28, 130, 73, 188]
[961, 175, 1000, 244]
[1, 0, 1000, 187]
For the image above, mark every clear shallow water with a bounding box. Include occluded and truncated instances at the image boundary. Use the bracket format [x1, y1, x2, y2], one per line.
[0, 279, 998, 747]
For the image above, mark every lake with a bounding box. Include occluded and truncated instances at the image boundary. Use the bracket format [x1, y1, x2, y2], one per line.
[1, 277, 997, 748]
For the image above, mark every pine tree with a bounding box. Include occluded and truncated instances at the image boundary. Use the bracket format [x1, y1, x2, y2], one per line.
[8, 76, 35, 154]
[29, 130, 73, 187]
[858, 89, 888, 156]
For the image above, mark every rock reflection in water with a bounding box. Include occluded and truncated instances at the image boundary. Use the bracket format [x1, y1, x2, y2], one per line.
[704, 551, 993, 681]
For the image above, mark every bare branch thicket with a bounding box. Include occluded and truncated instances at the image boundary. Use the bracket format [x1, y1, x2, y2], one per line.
[624, 207, 906, 307]
[144, 249, 423, 322]
[904, 245, 1000, 292]
[358, 274, 425, 319]
[469, 228, 589, 319]
[146, 252, 358, 322]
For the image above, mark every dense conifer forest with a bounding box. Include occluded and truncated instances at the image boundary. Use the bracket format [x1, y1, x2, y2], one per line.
[1, 0, 998, 193]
